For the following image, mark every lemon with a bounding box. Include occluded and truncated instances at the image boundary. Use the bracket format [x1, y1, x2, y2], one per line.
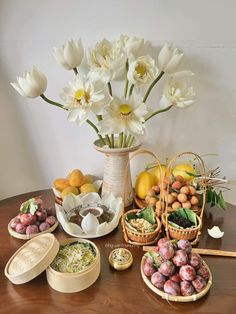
[150, 164, 170, 185]
[173, 163, 196, 181]
[80, 183, 98, 194]
[135, 171, 154, 199]
[61, 186, 79, 198]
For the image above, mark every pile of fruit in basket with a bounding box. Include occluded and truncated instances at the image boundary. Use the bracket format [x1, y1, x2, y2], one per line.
[9, 197, 57, 235]
[135, 161, 227, 216]
[53, 169, 99, 199]
[143, 238, 211, 296]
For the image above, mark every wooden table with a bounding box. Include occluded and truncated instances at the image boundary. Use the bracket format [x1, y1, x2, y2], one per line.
[0, 190, 236, 314]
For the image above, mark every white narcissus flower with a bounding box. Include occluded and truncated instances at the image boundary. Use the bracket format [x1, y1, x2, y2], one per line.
[53, 39, 84, 70]
[158, 43, 184, 74]
[127, 55, 158, 86]
[61, 75, 112, 126]
[117, 34, 148, 61]
[160, 79, 196, 109]
[98, 96, 148, 136]
[87, 38, 126, 81]
[10, 66, 47, 98]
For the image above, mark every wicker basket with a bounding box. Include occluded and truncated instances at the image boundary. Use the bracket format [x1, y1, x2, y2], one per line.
[122, 149, 163, 245]
[141, 256, 212, 302]
[162, 152, 207, 245]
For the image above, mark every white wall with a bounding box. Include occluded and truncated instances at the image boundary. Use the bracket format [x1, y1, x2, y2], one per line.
[0, 0, 236, 204]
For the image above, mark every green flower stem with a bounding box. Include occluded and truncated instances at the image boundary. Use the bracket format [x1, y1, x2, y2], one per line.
[111, 134, 115, 148]
[143, 71, 165, 103]
[96, 115, 111, 147]
[129, 136, 135, 147]
[124, 59, 129, 98]
[118, 132, 124, 148]
[108, 82, 112, 96]
[40, 94, 64, 109]
[73, 68, 78, 75]
[126, 134, 132, 147]
[86, 119, 106, 146]
[122, 134, 127, 148]
[145, 105, 173, 122]
[129, 84, 134, 97]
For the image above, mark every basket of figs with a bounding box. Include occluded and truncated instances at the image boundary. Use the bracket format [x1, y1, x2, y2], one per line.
[141, 238, 212, 302]
[8, 196, 58, 240]
[122, 149, 163, 245]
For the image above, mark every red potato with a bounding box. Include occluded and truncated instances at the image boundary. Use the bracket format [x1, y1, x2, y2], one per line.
[164, 280, 180, 296]
[192, 275, 207, 292]
[189, 253, 202, 269]
[179, 265, 196, 281]
[197, 264, 210, 280]
[180, 280, 195, 296]
[170, 274, 182, 283]
[46, 207, 56, 217]
[151, 272, 166, 289]
[10, 217, 20, 230]
[46, 216, 57, 226]
[20, 213, 37, 226]
[36, 209, 47, 222]
[159, 261, 176, 277]
[26, 225, 39, 235]
[157, 238, 169, 249]
[15, 223, 26, 234]
[178, 240, 192, 254]
[143, 257, 156, 277]
[39, 222, 50, 232]
[159, 243, 175, 260]
[172, 250, 188, 267]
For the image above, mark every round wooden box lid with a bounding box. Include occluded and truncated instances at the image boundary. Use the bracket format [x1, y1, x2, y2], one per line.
[5, 233, 59, 284]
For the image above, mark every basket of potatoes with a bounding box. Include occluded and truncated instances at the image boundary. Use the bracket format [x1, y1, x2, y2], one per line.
[53, 169, 101, 204]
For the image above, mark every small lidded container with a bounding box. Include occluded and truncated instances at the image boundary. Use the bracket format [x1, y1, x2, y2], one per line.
[4, 233, 100, 293]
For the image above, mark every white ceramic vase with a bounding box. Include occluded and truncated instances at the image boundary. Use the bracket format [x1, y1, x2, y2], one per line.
[94, 140, 141, 207]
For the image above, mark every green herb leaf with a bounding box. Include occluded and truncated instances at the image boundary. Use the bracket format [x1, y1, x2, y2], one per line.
[141, 207, 156, 224]
[144, 251, 163, 268]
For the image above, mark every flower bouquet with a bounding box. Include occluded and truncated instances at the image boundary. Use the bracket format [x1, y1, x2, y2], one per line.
[11, 35, 195, 205]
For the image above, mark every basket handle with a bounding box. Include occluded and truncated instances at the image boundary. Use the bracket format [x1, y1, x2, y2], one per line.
[164, 152, 207, 239]
[121, 149, 164, 242]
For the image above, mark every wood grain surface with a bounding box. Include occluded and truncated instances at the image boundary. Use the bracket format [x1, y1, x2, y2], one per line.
[0, 189, 236, 314]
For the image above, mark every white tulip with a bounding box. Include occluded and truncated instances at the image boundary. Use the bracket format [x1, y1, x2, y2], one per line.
[160, 79, 195, 109]
[10, 66, 47, 98]
[87, 38, 126, 81]
[61, 74, 112, 126]
[158, 43, 184, 74]
[127, 55, 158, 86]
[53, 39, 84, 70]
[98, 95, 148, 136]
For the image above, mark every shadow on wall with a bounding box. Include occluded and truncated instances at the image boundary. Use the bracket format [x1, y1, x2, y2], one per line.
[0, 61, 47, 200]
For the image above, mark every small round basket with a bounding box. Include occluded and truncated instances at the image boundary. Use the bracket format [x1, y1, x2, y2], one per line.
[122, 149, 164, 245]
[161, 213, 202, 243]
[140, 256, 212, 302]
[124, 209, 162, 245]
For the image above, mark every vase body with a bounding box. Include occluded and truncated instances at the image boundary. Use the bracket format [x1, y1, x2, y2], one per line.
[94, 140, 141, 207]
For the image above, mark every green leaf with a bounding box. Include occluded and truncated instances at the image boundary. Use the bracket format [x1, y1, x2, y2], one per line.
[144, 251, 163, 268]
[168, 208, 197, 227]
[141, 207, 156, 224]
[218, 191, 227, 210]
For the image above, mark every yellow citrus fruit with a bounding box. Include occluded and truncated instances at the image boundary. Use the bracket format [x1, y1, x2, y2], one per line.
[53, 178, 70, 192]
[135, 171, 154, 199]
[61, 186, 79, 198]
[69, 169, 85, 187]
[83, 174, 94, 184]
[150, 164, 170, 185]
[173, 163, 196, 181]
[80, 183, 98, 194]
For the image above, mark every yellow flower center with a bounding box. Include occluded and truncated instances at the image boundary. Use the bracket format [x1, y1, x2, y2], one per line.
[75, 89, 85, 101]
[119, 104, 133, 115]
[135, 64, 146, 77]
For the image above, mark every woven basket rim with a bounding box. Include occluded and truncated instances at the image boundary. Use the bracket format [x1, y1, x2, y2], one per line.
[140, 256, 212, 302]
[124, 209, 161, 236]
